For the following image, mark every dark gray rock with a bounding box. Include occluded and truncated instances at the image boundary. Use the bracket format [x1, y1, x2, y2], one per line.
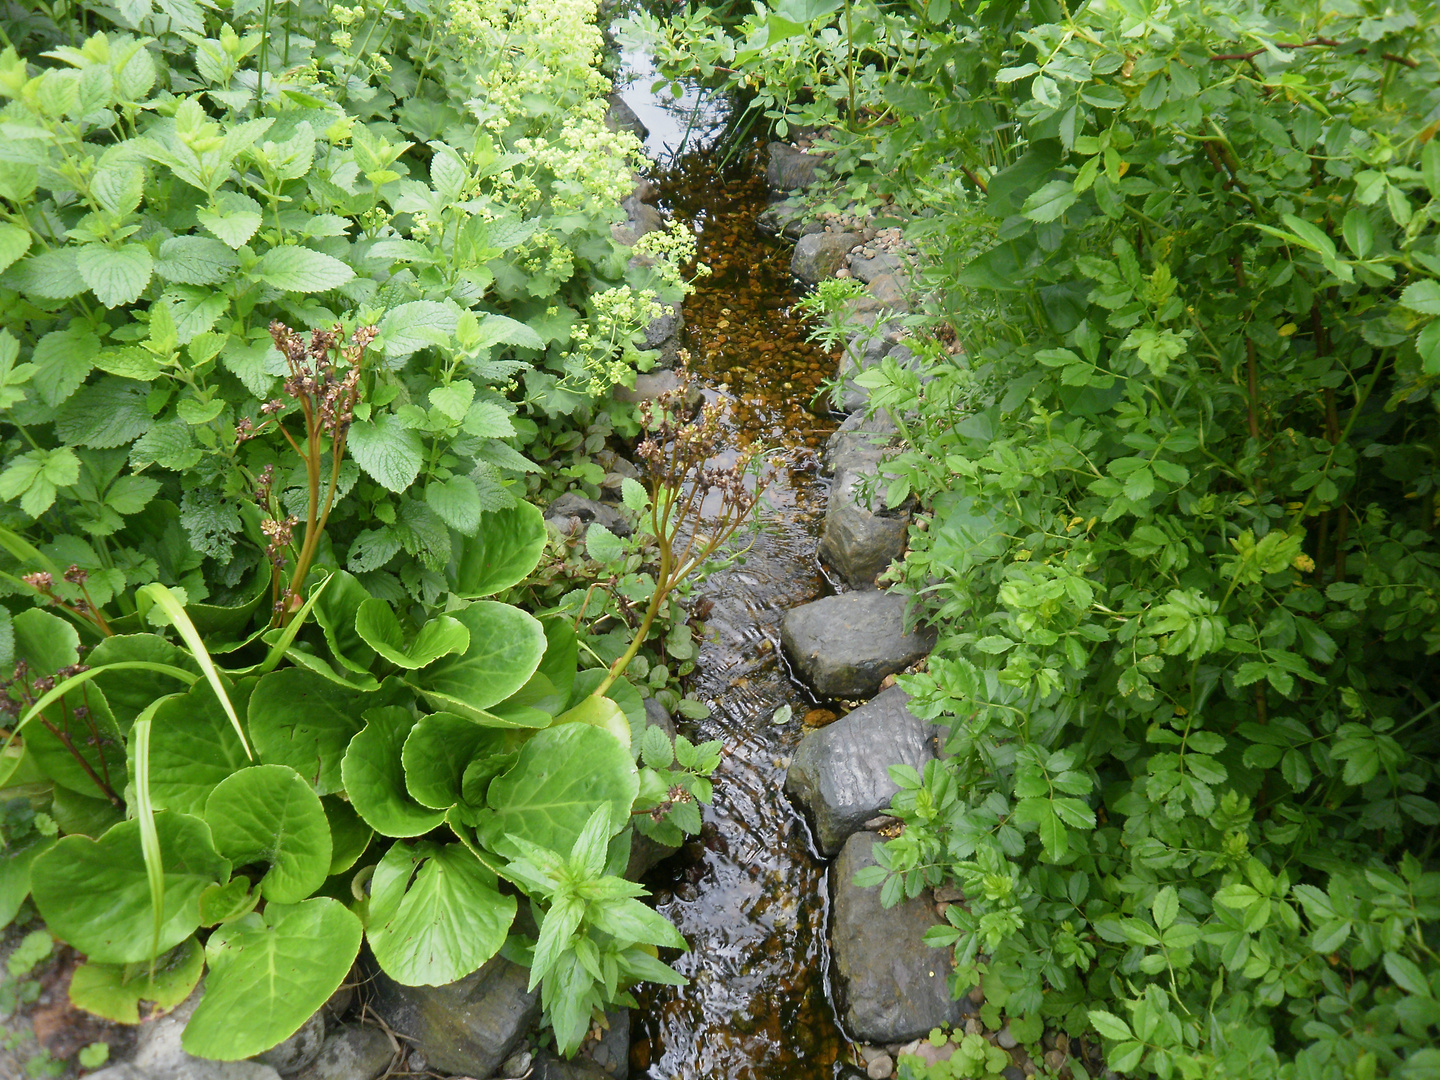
[766, 142, 826, 193]
[849, 251, 903, 284]
[307, 1024, 395, 1080]
[818, 466, 910, 589]
[757, 199, 819, 239]
[831, 832, 969, 1042]
[615, 369, 702, 413]
[823, 410, 899, 477]
[586, 1008, 629, 1078]
[640, 696, 676, 745]
[256, 1011, 325, 1075]
[126, 991, 284, 1080]
[780, 592, 934, 699]
[546, 492, 633, 538]
[643, 300, 683, 350]
[833, 332, 916, 414]
[534, 1050, 612, 1080]
[792, 231, 859, 284]
[868, 273, 910, 312]
[365, 956, 540, 1079]
[785, 688, 935, 855]
[613, 197, 664, 247]
[604, 94, 647, 140]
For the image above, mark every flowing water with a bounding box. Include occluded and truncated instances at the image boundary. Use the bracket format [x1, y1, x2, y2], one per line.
[614, 53, 862, 1080]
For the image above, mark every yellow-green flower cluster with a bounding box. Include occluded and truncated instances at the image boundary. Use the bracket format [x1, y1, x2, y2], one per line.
[566, 285, 664, 394]
[632, 219, 710, 294]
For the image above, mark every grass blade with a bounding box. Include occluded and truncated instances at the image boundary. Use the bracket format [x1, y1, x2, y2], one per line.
[139, 584, 252, 761]
[130, 696, 177, 972]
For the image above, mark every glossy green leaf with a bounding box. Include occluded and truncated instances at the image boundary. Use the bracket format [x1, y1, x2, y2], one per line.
[354, 600, 469, 669]
[30, 813, 229, 964]
[204, 765, 331, 903]
[550, 694, 630, 750]
[446, 500, 547, 597]
[144, 678, 252, 815]
[479, 723, 637, 854]
[401, 711, 514, 810]
[68, 937, 205, 1023]
[412, 601, 546, 723]
[341, 706, 446, 837]
[182, 899, 362, 1059]
[248, 668, 367, 794]
[366, 841, 516, 986]
[312, 570, 378, 674]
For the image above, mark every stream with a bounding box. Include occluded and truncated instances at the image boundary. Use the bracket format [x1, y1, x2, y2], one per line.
[614, 51, 861, 1080]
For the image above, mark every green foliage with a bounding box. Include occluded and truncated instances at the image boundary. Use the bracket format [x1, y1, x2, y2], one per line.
[663, 0, 1440, 1077]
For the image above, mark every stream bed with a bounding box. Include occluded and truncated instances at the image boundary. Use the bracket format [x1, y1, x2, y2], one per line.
[615, 61, 862, 1080]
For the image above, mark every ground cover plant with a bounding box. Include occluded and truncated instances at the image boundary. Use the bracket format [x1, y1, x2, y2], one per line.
[643, 0, 1440, 1077]
[0, 0, 738, 1065]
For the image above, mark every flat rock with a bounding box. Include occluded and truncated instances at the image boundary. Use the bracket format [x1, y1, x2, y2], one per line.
[766, 142, 826, 192]
[604, 94, 647, 140]
[307, 1024, 395, 1080]
[255, 1011, 325, 1076]
[831, 832, 969, 1043]
[533, 1050, 612, 1080]
[780, 592, 934, 699]
[849, 251, 903, 283]
[757, 199, 819, 239]
[546, 492, 632, 539]
[785, 687, 935, 855]
[868, 273, 910, 312]
[823, 410, 898, 477]
[615, 369, 702, 413]
[123, 991, 284, 1080]
[792, 231, 859, 284]
[365, 955, 540, 1079]
[818, 466, 910, 589]
[586, 1008, 629, 1078]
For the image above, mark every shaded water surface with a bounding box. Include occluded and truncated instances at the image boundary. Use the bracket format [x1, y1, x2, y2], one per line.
[623, 104, 858, 1080]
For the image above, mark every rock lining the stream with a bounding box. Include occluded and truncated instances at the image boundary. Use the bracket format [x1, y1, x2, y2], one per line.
[766, 141, 828, 193]
[545, 492, 633, 539]
[792, 231, 860, 284]
[365, 955, 540, 1079]
[785, 688, 936, 855]
[781, 592, 935, 699]
[831, 832, 971, 1043]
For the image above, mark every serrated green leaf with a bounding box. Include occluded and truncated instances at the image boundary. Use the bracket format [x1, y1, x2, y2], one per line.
[347, 413, 424, 492]
[76, 243, 153, 309]
[1400, 280, 1440, 316]
[254, 246, 355, 293]
[426, 475, 483, 533]
[0, 223, 31, 275]
[1022, 180, 1076, 222]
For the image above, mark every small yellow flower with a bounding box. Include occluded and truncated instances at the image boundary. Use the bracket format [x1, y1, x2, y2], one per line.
[1293, 553, 1316, 573]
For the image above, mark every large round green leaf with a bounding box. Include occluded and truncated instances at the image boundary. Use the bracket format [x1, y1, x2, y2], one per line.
[204, 765, 332, 904]
[30, 812, 230, 964]
[366, 841, 515, 987]
[144, 679, 252, 816]
[550, 694, 631, 751]
[0, 833, 54, 928]
[312, 569, 378, 674]
[26, 680, 127, 798]
[322, 796, 373, 875]
[353, 600, 469, 669]
[12, 608, 78, 676]
[181, 898, 362, 1060]
[248, 668, 367, 794]
[568, 668, 644, 737]
[412, 601, 546, 724]
[479, 724, 638, 854]
[341, 707, 445, 837]
[87, 634, 199, 731]
[69, 937, 204, 1023]
[446, 501, 547, 598]
[401, 711, 513, 811]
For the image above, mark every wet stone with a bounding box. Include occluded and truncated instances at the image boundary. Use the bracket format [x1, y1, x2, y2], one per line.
[123, 991, 284, 1080]
[533, 1050, 611, 1080]
[818, 465, 910, 589]
[849, 251, 903, 284]
[767, 141, 827, 193]
[831, 832, 970, 1043]
[546, 492, 633, 539]
[255, 1011, 326, 1076]
[586, 1008, 630, 1078]
[614, 369, 703, 413]
[613, 197, 664, 247]
[780, 592, 935, 700]
[365, 955, 540, 1079]
[824, 410, 899, 477]
[792, 231, 860, 284]
[306, 1024, 394, 1080]
[785, 687, 935, 856]
[756, 198, 817, 239]
[604, 94, 647, 140]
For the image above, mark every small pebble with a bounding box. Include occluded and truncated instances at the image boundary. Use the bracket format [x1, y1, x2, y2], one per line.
[1045, 1049, 1069, 1072]
[998, 1025, 1018, 1049]
[867, 1053, 895, 1079]
[968, 985, 986, 1005]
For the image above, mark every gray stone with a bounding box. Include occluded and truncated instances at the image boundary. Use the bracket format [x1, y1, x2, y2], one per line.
[780, 592, 935, 700]
[643, 300, 683, 350]
[831, 832, 969, 1043]
[546, 492, 633, 538]
[614, 369, 702, 413]
[766, 142, 826, 193]
[501, 1049, 535, 1076]
[823, 410, 899, 478]
[604, 94, 647, 140]
[792, 231, 859, 284]
[756, 199, 815, 239]
[127, 991, 285, 1080]
[366, 955, 541, 1079]
[613, 197, 664, 247]
[785, 688, 935, 855]
[997, 1025, 1018, 1050]
[585, 1008, 629, 1077]
[256, 1010, 325, 1076]
[868, 273, 910, 312]
[867, 1053, 896, 1079]
[831, 322, 906, 414]
[849, 251, 903, 284]
[81, 1068, 149, 1080]
[534, 1050, 611, 1080]
[305, 1025, 395, 1080]
[639, 696, 676, 746]
[818, 466, 910, 589]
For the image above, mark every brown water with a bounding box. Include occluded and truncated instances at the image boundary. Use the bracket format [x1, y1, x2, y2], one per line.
[626, 143, 861, 1079]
